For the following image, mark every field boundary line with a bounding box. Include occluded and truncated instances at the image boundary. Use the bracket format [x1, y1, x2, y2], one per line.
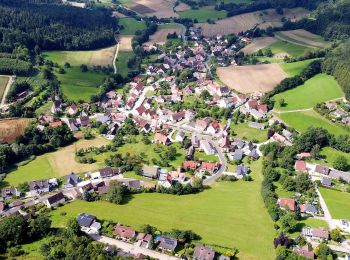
[113, 43, 120, 74]
[0, 75, 15, 108]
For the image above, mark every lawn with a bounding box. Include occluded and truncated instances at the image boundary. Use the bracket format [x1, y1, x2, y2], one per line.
[115, 51, 134, 77]
[312, 147, 350, 168]
[279, 110, 349, 136]
[319, 187, 350, 219]
[274, 182, 294, 198]
[35, 101, 53, 115]
[265, 40, 312, 57]
[56, 67, 106, 102]
[274, 74, 344, 111]
[280, 59, 318, 76]
[194, 151, 219, 162]
[119, 17, 147, 35]
[0, 76, 9, 101]
[178, 6, 227, 22]
[231, 121, 268, 142]
[50, 160, 276, 259]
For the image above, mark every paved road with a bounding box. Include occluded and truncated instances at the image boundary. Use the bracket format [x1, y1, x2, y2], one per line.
[0, 75, 15, 108]
[89, 234, 179, 260]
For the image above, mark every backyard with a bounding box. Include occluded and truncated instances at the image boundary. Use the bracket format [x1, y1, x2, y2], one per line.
[231, 121, 268, 142]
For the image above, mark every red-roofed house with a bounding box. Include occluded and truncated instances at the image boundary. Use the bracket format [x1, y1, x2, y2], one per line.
[49, 121, 62, 128]
[293, 245, 314, 259]
[245, 100, 258, 109]
[278, 198, 296, 211]
[200, 162, 220, 174]
[114, 225, 136, 241]
[294, 160, 307, 173]
[154, 132, 171, 145]
[258, 104, 268, 114]
[183, 161, 197, 170]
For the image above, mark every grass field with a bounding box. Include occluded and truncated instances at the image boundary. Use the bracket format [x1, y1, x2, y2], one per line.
[179, 6, 227, 22]
[319, 187, 350, 219]
[159, 23, 182, 29]
[231, 121, 268, 142]
[50, 160, 276, 259]
[280, 59, 318, 76]
[274, 74, 344, 111]
[115, 51, 134, 77]
[119, 17, 147, 35]
[278, 110, 349, 136]
[312, 147, 350, 169]
[275, 30, 330, 49]
[264, 40, 312, 57]
[0, 76, 9, 101]
[57, 67, 106, 102]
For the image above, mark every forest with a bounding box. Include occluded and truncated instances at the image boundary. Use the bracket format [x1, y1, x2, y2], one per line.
[0, 0, 119, 52]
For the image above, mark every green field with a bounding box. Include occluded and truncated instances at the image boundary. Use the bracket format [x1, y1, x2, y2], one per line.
[178, 6, 227, 22]
[159, 23, 182, 29]
[319, 187, 350, 219]
[231, 122, 268, 142]
[0, 76, 8, 101]
[50, 160, 276, 259]
[312, 147, 350, 168]
[57, 67, 105, 102]
[279, 110, 349, 136]
[274, 74, 344, 111]
[275, 31, 329, 49]
[115, 51, 134, 77]
[44, 51, 94, 66]
[265, 40, 312, 57]
[280, 59, 318, 76]
[119, 17, 147, 35]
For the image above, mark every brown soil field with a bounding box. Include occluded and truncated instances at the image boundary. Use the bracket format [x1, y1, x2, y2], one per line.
[0, 76, 9, 102]
[89, 45, 117, 66]
[127, 0, 178, 18]
[118, 35, 133, 51]
[174, 2, 191, 12]
[197, 7, 309, 37]
[0, 118, 32, 144]
[277, 29, 330, 48]
[241, 37, 277, 54]
[217, 64, 288, 94]
[47, 136, 110, 176]
[145, 28, 181, 45]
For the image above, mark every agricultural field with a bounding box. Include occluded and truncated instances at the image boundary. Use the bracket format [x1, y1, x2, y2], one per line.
[118, 17, 147, 35]
[278, 110, 349, 136]
[263, 40, 312, 57]
[50, 160, 276, 259]
[0, 76, 9, 101]
[178, 6, 227, 22]
[174, 2, 190, 12]
[241, 37, 277, 54]
[115, 51, 134, 77]
[117, 35, 133, 51]
[3, 137, 110, 187]
[280, 59, 318, 76]
[217, 63, 288, 93]
[196, 8, 309, 37]
[319, 187, 350, 220]
[56, 67, 106, 102]
[231, 121, 268, 142]
[125, 0, 178, 18]
[44, 45, 117, 67]
[275, 30, 330, 48]
[145, 28, 182, 45]
[0, 118, 32, 144]
[273, 74, 344, 111]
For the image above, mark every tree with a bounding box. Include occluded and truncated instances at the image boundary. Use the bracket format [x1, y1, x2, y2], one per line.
[264, 48, 273, 57]
[107, 180, 127, 204]
[191, 178, 204, 191]
[17, 182, 29, 194]
[29, 215, 51, 239]
[140, 224, 157, 235]
[330, 229, 343, 242]
[280, 213, 297, 233]
[333, 155, 349, 171]
[0, 215, 28, 246]
[279, 98, 286, 107]
[80, 64, 88, 72]
[311, 144, 321, 159]
[65, 218, 81, 237]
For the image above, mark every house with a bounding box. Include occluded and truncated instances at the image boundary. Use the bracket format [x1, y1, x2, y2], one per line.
[175, 131, 185, 142]
[45, 192, 65, 208]
[248, 149, 260, 160]
[114, 225, 136, 241]
[80, 116, 90, 127]
[200, 140, 216, 155]
[29, 180, 50, 195]
[315, 165, 330, 175]
[99, 167, 119, 178]
[236, 164, 250, 177]
[302, 227, 329, 241]
[49, 121, 62, 128]
[195, 118, 211, 132]
[193, 245, 215, 260]
[299, 203, 318, 216]
[270, 133, 292, 146]
[278, 198, 296, 211]
[191, 135, 200, 148]
[170, 111, 185, 122]
[282, 129, 293, 141]
[232, 149, 243, 161]
[137, 233, 153, 249]
[258, 104, 268, 114]
[51, 100, 62, 113]
[321, 177, 332, 187]
[293, 245, 314, 259]
[67, 103, 78, 115]
[248, 122, 265, 130]
[77, 213, 101, 234]
[207, 121, 223, 135]
[154, 132, 171, 145]
[201, 162, 219, 174]
[294, 160, 307, 173]
[38, 115, 54, 124]
[158, 236, 177, 252]
[328, 169, 350, 182]
[183, 161, 197, 171]
[142, 165, 160, 179]
[1, 187, 19, 200]
[250, 109, 265, 120]
[65, 173, 81, 188]
[169, 171, 185, 183]
[246, 100, 258, 109]
[218, 135, 231, 152]
[68, 118, 79, 132]
[296, 152, 311, 160]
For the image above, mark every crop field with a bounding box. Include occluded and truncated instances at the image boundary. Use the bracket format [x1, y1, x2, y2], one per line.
[118, 17, 147, 35]
[126, 0, 178, 18]
[145, 28, 182, 45]
[117, 35, 133, 51]
[0, 76, 9, 101]
[57, 67, 106, 102]
[50, 160, 276, 259]
[3, 137, 110, 187]
[115, 51, 134, 77]
[264, 40, 312, 57]
[217, 63, 288, 93]
[275, 30, 330, 48]
[280, 59, 318, 76]
[174, 2, 190, 12]
[178, 6, 227, 22]
[44, 45, 117, 67]
[278, 110, 348, 136]
[0, 118, 32, 144]
[196, 8, 309, 37]
[241, 37, 277, 54]
[319, 187, 350, 220]
[273, 74, 344, 111]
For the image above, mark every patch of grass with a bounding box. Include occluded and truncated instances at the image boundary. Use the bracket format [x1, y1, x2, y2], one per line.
[319, 187, 350, 219]
[274, 74, 344, 111]
[0, 76, 9, 101]
[274, 182, 294, 198]
[50, 160, 276, 259]
[119, 17, 147, 35]
[230, 121, 268, 142]
[278, 110, 349, 136]
[266, 40, 312, 57]
[44, 51, 93, 67]
[280, 59, 318, 76]
[179, 6, 227, 22]
[115, 51, 134, 77]
[194, 151, 219, 162]
[56, 67, 106, 102]
[19, 237, 48, 260]
[159, 23, 181, 29]
[311, 147, 350, 168]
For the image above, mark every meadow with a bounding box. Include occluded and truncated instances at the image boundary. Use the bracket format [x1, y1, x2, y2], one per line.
[178, 6, 227, 22]
[278, 110, 348, 136]
[275, 30, 330, 49]
[50, 160, 276, 259]
[312, 147, 350, 169]
[319, 187, 350, 219]
[115, 51, 134, 77]
[274, 74, 344, 111]
[280, 59, 318, 76]
[0, 76, 8, 101]
[118, 17, 147, 35]
[264, 40, 312, 57]
[231, 121, 268, 142]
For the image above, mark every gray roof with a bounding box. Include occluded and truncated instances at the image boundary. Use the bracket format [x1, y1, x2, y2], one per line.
[233, 150, 243, 161]
[47, 192, 64, 205]
[159, 236, 177, 251]
[77, 213, 96, 227]
[305, 204, 318, 214]
[329, 169, 350, 182]
[237, 164, 250, 176]
[66, 173, 80, 186]
[29, 180, 49, 191]
[321, 177, 332, 187]
[193, 245, 215, 260]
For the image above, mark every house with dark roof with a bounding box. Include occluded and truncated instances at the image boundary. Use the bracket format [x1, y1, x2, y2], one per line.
[1, 187, 19, 200]
[45, 192, 65, 208]
[65, 173, 81, 188]
[321, 177, 332, 187]
[315, 165, 330, 175]
[193, 245, 215, 260]
[236, 164, 250, 177]
[99, 167, 119, 178]
[79, 116, 90, 127]
[77, 213, 101, 234]
[29, 180, 50, 195]
[231, 149, 243, 161]
[158, 235, 177, 252]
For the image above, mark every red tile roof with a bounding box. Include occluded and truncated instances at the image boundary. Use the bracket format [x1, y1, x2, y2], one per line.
[295, 160, 307, 172]
[278, 198, 296, 211]
[114, 225, 136, 239]
[183, 161, 197, 170]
